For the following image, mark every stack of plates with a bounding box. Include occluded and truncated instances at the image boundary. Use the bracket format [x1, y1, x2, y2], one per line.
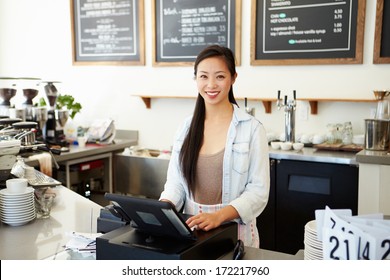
[0, 187, 36, 226]
[304, 220, 323, 260]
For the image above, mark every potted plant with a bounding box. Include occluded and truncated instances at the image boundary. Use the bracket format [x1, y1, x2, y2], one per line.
[38, 94, 82, 119]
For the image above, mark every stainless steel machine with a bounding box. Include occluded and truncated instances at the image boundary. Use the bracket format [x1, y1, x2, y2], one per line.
[43, 81, 69, 147]
[277, 90, 297, 143]
[0, 118, 61, 186]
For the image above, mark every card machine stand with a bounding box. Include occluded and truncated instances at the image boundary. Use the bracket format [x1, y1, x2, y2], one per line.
[96, 193, 238, 260]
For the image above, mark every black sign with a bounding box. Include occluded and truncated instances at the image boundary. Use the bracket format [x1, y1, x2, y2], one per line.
[374, 0, 390, 63]
[251, 0, 365, 65]
[381, 0, 390, 58]
[153, 0, 241, 65]
[71, 0, 144, 65]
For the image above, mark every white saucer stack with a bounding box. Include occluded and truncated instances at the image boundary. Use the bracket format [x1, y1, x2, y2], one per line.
[304, 220, 323, 260]
[0, 187, 36, 226]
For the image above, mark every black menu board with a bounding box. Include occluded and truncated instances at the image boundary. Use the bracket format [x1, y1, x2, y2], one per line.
[374, 0, 390, 64]
[251, 0, 365, 65]
[153, 0, 241, 66]
[71, 0, 145, 65]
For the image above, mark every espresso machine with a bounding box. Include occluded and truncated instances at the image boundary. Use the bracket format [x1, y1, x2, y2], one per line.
[43, 81, 69, 147]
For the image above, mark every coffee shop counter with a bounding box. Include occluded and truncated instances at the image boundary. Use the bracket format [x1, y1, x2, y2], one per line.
[0, 186, 303, 260]
[0, 185, 102, 260]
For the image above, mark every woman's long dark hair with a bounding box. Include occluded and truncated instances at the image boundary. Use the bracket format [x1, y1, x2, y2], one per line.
[179, 45, 238, 193]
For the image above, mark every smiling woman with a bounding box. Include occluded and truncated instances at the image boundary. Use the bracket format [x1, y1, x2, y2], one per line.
[159, 45, 270, 248]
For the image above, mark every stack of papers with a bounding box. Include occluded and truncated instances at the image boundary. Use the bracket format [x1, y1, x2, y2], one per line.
[64, 231, 102, 255]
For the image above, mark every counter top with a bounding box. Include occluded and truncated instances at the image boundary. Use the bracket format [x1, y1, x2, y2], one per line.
[269, 147, 358, 165]
[0, 186, 102, 260]
[220, 247, 304, 260]
[355, 149, 390, 165]
[0, 185, 303, 260]
[23, 138, 137, 175]
[53, 138, 137, 163]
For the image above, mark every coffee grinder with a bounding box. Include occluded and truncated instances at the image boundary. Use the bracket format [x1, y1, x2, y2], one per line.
[0, 77, 18, 117]
[16, 77, 41, 122]
[43, 81, 68, 147]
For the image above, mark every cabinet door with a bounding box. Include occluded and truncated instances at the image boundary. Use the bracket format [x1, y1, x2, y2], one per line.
[275, 159, 358, 255]
[256, 159, 276, 250]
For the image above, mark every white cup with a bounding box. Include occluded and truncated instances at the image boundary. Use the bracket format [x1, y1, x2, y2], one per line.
[300, 134, 312, 144]
[313, 134, 325, 144]
[77, 136, 87, 148]
[24, 166, 36, 181]
[6, 178, 28, 193]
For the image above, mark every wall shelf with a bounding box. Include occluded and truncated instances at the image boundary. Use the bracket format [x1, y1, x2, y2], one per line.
[133, 95, 377, 115]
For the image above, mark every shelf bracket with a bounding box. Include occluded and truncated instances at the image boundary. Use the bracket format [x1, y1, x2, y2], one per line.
[141, 97, 151, 109]
[262, 101, 272, 114]
[309, 101, 318, 115]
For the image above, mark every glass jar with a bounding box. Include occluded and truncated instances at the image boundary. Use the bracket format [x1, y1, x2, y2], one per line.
[342, 122, 353, 145]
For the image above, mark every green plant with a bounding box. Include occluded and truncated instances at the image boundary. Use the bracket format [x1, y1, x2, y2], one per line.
[38, 94, 82, 119]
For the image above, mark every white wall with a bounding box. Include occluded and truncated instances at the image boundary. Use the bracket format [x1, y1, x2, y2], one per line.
[1, 0, 389, 150]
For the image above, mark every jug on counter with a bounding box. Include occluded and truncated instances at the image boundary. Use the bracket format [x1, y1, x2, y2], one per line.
[364, 119, 390, 151]
[376, 99, 390, 119]
[374, 90, 390, 119]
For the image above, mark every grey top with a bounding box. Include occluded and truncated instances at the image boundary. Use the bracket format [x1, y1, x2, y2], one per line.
[194, 149, 224, 205]
[269, 147, 357, 165]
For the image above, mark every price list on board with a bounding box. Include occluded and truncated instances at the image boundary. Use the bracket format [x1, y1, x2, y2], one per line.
[156, 0, 235, 60]
[262, 0, 354, 53]
[75, 0, 137, 57]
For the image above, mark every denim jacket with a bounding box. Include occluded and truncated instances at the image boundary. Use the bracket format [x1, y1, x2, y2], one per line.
[160, 104, 270, 224]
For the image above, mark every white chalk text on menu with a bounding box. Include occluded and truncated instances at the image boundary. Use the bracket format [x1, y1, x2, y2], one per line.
[71, 0, 144, 65]
[153, 0, 241, 66]
[251, 0, 365, 65]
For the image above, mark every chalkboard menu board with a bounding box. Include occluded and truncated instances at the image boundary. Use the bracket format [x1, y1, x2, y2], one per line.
[71, 0, 145, 65]
[251, 0, 365, 65]
[152, 0, 241, 66]
[374, 0, 390, 64]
